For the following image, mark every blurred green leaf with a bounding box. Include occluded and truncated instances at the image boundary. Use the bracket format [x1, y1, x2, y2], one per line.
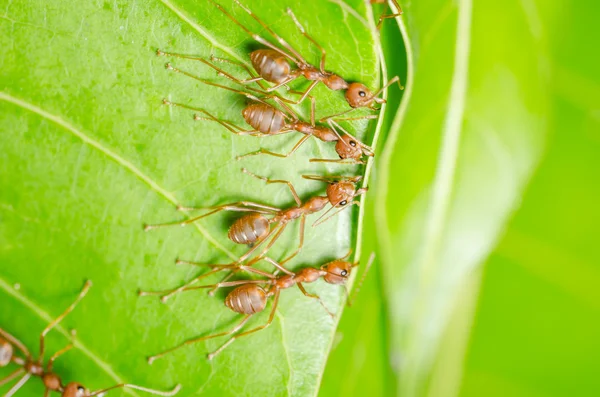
[348, 0, 600, 396]
[460, 0, 600, 395]
[376, 0, 549, 395]
[0, 0, 381, 396]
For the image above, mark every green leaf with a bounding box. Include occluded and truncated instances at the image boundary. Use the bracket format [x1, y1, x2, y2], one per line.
[345, 0, 600, 397]
[378, 0, 549, 391]
[0, 1, 381, 396]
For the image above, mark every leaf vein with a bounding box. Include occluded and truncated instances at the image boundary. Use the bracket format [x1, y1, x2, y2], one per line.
[0, 92, 238, 261]
[0, 276, 140, 397]
[158, 0, 248, 64]
[276, 311, 294, 397]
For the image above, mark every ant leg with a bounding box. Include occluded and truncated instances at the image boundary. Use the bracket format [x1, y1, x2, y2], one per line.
[207, 0, 303, 65]
[157, 50, 264, 85]
[302, 174, 363, 184]
[262, 257, 295, 276]
[283, 80, 320, 105]
[144, 203, 279, 231]
[313, 201, 361, 227]
[4, 373, 31, 397]
[241, 168, 303, 207]
[0, 328, 30, 358]
[347, 253, 376, 307]
[141, 279, 267, 301]
[297, 283, 334, 318]
[279, 215, 305, 265]
[194, 115, 267, 137]
[148, 314, 254, 364]
[88, 383, 181, 397]
[39, 281, 91, 361]
[207, 289, 280, 360]
[209, 55, 270, 91]
[238, 223, 287, 265]
[0, 368, 25, 387]
[162, 99, 258, 135]
[323, 114, 379, 123]
[165, 63, 283, 106]
[206, 223, 287, 296]
[177, 201, 280, 213]
[237, 134, 311, 164]
[140, 258, 271, 302]
[310, 158, 366, 165]
[376, 0, 403, 30]
[327, 119, 374, 154]
[370, 75, 404, 105]
[286, 8, 327, 73]
[231, 0, 308, 65]
[47, 342, 75, 371]
[138, 269, 222, 302]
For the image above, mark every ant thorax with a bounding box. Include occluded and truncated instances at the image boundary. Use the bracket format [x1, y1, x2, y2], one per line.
[312, 126, 338, 142]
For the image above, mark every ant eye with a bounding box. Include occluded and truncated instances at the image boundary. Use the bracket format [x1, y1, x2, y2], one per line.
[359, 91, 366, 97]
[341, 270, 348, 277]
[350, 140, 357, 147]
[339, 200, 347, 206]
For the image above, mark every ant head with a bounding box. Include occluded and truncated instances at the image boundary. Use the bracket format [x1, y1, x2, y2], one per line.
[326, 181, 356, 207]
[335, 135, 363, 160]
[0, 337, 13, 367]
[345, 83, 374, 108]
[63, 382, 90, 397]
[322, 260, 353, 284]
[323, 74, 349, 91]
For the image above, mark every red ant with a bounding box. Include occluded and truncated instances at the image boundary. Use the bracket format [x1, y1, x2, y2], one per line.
[142, 252, 375, 362]
[161, 86, 375, 164]
[183, 0, 403, 109]
[0, 281, 180, 397]
[143, 170, 367, 291]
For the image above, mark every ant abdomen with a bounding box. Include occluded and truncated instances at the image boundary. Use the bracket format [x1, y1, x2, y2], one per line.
[242, 103, 286, 134]
[228, 214, 270, 245]
[0, 337, 12, 366]
[250, 49, 291, 84]
[225, 284, 268, 314]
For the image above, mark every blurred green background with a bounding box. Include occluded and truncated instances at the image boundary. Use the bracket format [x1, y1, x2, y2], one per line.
[1, 0, 599, 396]
[323, 0, 600, 396]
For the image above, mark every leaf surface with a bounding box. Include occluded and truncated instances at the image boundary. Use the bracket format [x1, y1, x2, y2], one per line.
[0, 0, 381, 396]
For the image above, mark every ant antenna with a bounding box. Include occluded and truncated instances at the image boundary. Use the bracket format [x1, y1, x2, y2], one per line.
[312, 200, 360, 227]
[89, 383, 182, 396]
[347, 253, 376, 307]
